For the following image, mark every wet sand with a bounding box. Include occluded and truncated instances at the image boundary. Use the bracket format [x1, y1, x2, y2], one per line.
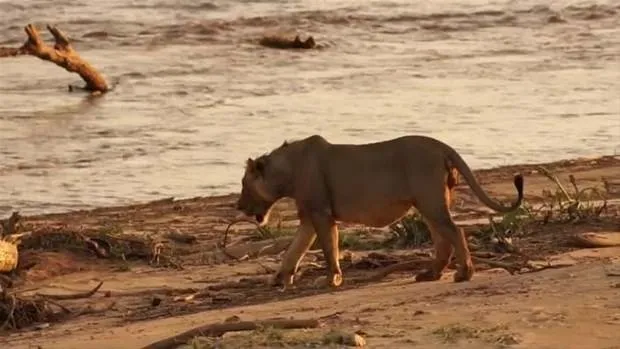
[1, 155, 619, 349]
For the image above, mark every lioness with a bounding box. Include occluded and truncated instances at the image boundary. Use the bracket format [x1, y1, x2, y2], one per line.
[236, 135, 523, 289]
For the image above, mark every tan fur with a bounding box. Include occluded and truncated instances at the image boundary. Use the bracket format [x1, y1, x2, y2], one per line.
[236, 135, 524, 289]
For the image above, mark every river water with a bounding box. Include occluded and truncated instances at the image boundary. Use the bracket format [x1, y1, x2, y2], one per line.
[0, 0, 619, 215]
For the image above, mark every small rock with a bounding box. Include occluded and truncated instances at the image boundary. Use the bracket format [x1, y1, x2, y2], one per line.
[323, 330, 366, 347]
[483, 268, 512, 276]
[547, 14, 566, 23]
[151, 297, 162, 307]
[33, 323, 50, 330]
[224, 315, 241, 323]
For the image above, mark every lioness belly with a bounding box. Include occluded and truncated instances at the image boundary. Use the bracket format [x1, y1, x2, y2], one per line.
[335, 201, 412, 227]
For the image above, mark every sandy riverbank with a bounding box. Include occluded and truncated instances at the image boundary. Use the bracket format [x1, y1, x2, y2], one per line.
[1, 155, 619, 349]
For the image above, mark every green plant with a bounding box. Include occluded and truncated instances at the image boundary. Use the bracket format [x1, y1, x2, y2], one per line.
[253, 219, 296, 240]
[386, 212, 431, 248]
[339, 232, 383, 251]
[537, 167, 608, 223]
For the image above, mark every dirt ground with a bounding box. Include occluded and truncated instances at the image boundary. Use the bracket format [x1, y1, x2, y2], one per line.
[1, 155, 619, 349]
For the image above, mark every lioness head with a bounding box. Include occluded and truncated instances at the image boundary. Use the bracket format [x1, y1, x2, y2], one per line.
[236, 142, 294, 225]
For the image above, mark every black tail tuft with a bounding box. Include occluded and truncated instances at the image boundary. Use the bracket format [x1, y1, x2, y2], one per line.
[513, 173, 524, 198]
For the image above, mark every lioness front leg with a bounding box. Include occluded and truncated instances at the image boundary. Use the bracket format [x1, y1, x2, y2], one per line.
[272, 219, 317, 289]
[311, 214, 343, 288]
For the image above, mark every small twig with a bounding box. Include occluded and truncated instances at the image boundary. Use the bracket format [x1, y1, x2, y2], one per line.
[76, 301, 116, 316]
[568, 174, 580, 196]
[35, 281, 103, 300]
[471, 251, 502, 259]
[537, 166, 573, 202]
[222, 219, 262, 248]
[256, 261, 276, 274]
[569, 232, 620, 248]
[42, 298, 72, 314]
[207, 278, 266, 291]
[364, 259, 431, 282]
[472, 256, 525, 275]
[105, 287, 197, 298]
[79, 234, 111, 258]
[0, 295, 16, 330]
[520, 261, 575, 274]
[140, 318, 322, 349]
[318, 311, 344, 321]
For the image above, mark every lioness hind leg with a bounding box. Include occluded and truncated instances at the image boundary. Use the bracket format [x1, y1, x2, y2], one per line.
[416, 187, 474, 283]
[311, 214, 343, 288]
[415, 224, 454, 282]
[272, 220, 317, 289]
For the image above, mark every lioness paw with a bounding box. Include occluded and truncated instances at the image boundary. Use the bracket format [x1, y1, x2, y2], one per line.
[271, 271, 295, 288]
[453, 264, 474, 283]
[312, 273, 343, 289]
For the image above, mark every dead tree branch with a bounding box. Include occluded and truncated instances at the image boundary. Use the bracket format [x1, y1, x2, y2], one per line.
[140, 318, 321, 349]
[569, 232, 620, 248]
[364, 259, 430, 282]
[0, 24, 108, 92]
[259, 34, 316, 50]
[35, 281, 103, 300]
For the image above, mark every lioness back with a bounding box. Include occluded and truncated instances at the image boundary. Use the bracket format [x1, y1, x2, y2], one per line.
[313, 135, 453, 226]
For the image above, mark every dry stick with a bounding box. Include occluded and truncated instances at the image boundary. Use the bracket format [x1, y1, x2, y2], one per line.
[0, 24, 108, 92]
[0, 295, 16, 331]
[77, 301, 116, 316]
[537, 166, 573, 202]
[42, 298, 72, 314]
[569, 232, 620, 248]
[471, 256, 524, 275]
[35, 281, 103, 300]
[222, 219, 262, 248]
[364, 254, 529, 282]
[364, 259, 431, 282]
[521, 262, 574, 274]
[140, 318, 321, 349]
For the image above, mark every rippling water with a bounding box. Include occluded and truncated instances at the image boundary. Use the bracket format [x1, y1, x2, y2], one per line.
[0, 0, 619, 215]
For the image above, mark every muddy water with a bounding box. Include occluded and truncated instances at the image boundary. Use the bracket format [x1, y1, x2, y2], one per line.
[0, 0, 619, 215]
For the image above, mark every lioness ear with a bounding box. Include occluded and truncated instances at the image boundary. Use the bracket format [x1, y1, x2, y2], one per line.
[254, 158, 267, 176]
[246, 158, 255, 169]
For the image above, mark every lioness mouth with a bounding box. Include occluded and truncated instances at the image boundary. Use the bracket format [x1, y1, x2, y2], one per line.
[255, 214, 264, 223]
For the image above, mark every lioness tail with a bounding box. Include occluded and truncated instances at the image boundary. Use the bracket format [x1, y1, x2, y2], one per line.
[446, 148, 524, 213]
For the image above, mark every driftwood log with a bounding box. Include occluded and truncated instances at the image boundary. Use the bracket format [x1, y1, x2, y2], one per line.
[140, 318, 321, 349]
[569, 232, 620, 248]
[259, 34, 316, 50]
[0, 24, 108, 93]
